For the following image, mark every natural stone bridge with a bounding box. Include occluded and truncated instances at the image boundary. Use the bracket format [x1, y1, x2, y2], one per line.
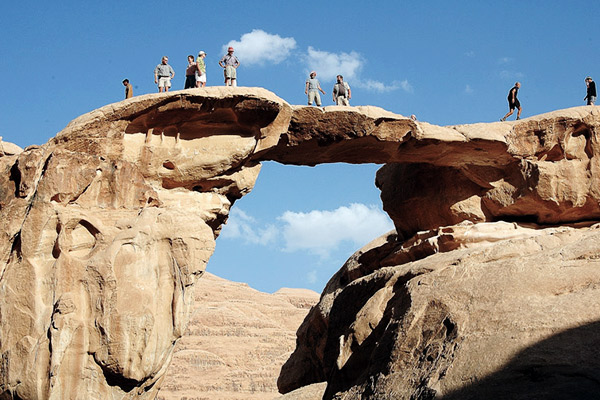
[1, 87, 600, 399]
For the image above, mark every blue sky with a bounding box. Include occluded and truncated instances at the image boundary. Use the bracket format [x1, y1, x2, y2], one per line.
[2, 1, 599, 292]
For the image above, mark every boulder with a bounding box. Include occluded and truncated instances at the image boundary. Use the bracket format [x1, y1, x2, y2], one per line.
[280, 222, 600, 399]
[0, 136, 23, 156]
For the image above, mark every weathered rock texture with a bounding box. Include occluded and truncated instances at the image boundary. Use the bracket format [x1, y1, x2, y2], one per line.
[2, 87, 600, 399]
[157, 272, 318, 400]
[0, 88, 290, 400]
[0, 136, 23, 156]
[374, 110, 600, 238]
[280, 222, 600, 399]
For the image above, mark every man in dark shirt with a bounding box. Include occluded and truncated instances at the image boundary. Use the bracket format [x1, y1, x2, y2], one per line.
[501, 82, 522, 121]
[184, 55, 197, 89]
[332, 75, 351, 106]
[122, 79, 132, 99]
[584, 76, 596, 105]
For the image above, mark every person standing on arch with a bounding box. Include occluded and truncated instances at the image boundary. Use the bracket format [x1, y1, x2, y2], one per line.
[122, 79, 133, 99]
[184, 55, 197, 89]
[501, 82, 522, 121]
[584, 76, 596, 105]
[333, 75, 351, 106]
[305, 71, 326, 106]
[219, 47, 240, 87]
[196, 51, 207, 88]
[154, 56, 175, 93]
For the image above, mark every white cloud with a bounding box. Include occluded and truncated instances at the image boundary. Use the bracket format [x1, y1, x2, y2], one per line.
[279, 203, 394, 258]
[304, 47, 409, 93]
[304, 46, 363, 81]
[354, 79, 390, 92]
[354, 79, 412, 93]
[498, 56, 524, 81]
[465, 84, 474, 94]
[400, 80, 413, 93]
[224, 29, 296, 66]
[220, 208, 278, 245]
[221, 203, 394, 259]
[500, 70, 525, 80]
[306, 270, 318, 284]
[465, 51, 475, 58]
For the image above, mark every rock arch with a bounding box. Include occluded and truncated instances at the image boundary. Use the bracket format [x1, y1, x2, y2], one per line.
[1, 87, 600, 398]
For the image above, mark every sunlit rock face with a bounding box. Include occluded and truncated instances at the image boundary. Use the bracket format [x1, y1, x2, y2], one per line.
[0, 137, 22, 156]
[259, 105, 600, 239]
[376, 109, 600, 239]
[280, 222, 600, 399]
[157, 272, 319, 400]
[0, 88, 290, 399]
[2, 87, 600, 399]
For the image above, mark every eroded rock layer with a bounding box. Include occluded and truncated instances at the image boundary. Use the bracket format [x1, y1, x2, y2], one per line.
[2, 87, 600, 399]
[157, 272, 318, 400]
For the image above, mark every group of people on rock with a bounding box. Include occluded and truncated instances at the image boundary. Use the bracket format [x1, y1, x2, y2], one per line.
[120, 49, 354, 107]
[121, 47, 240, 97]
[500, 77, 596, 121]
[305, 72, 352, 106]
[152, 48, 237, 93]
[121, 53, 597, 119]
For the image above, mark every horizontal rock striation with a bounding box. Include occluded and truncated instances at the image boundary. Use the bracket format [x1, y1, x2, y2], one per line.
[157, 272, 319, 400]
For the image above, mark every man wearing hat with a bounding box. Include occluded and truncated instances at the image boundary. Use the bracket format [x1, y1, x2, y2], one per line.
[219, 46, 240, 87]
[196, 51, 207, 88]
[584, 76, 596, 105]
[305, 71, 326, 106]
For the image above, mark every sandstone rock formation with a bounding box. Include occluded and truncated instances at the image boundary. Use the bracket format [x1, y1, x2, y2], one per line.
[0, 136, 23, 156]
[2, 87, 600, 399]
[259, 105, 600, 239]
[0, 88, 290, 400]
[157, 272, 318, 400]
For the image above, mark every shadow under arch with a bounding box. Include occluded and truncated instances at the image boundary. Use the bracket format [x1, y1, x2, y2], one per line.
[439, 320, 600, 400]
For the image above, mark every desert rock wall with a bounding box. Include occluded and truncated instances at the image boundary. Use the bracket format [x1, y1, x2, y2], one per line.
[2, 88, 600, 399]
[157, 272, 319, 400]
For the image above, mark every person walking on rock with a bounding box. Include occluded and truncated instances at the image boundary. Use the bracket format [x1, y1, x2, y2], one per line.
[184, 55, 197, 89]
[584, 76, 596, 105]
[501, 82, 522, 121]
[333, 75, 351, 106]
[219, 47, 240, 87]
[196, 51, 207, 88]
[305, 71, 326, 106]
[122, 79, 132, 99]
[154, 56, 175, 93]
